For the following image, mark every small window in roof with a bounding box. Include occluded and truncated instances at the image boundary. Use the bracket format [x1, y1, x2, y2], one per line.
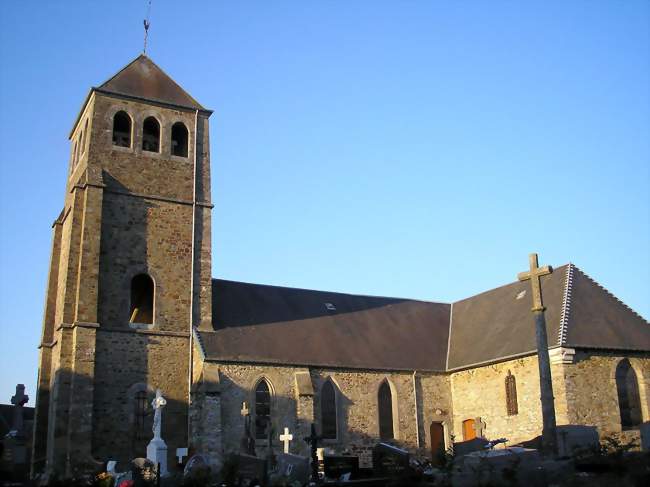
[113, 111, 131, 147]
[142, 116, 160, 153]
[324, 302, 336, 311]
[171, 122, 188, 157]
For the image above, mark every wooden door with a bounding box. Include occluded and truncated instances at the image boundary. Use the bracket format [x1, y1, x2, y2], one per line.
[462, 419, 476, 441]
[430, 422, 445, 464]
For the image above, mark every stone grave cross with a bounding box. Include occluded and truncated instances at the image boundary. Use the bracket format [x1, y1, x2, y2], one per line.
[279, 427, 293, 453]
[10, 384, 28, 436]
[147, 389, 168, 476]
[151, 389, 167, 439]
[240, 401, 256, 455]
[518, 253, 558, 456]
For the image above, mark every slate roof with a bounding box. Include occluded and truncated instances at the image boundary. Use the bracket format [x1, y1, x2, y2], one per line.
[198, 267, 649, 372]
[96, 54, 206, 111]
[199, 280, 451, 371]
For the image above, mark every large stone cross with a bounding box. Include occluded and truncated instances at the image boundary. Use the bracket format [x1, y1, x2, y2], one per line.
[10, 384, 28, 435]
[279, 427, 293, 453]
[516, 253, 558, 456]
[517, 253, 552, 311]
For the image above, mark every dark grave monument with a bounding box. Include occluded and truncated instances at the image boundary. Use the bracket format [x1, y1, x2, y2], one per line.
[232, 453, 266, 485]
[274, 452, 310, 485]
[0, 384, 31, 482]
[303, 423, 322, 483]
[372, 442, 410, 477]
[240, 401, 255, 456]
[323, 455, 359, 480]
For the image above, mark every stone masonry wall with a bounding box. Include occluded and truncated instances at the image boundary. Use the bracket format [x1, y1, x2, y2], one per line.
[92, 330, 189, 466]
[211, 364, 452, 468]
[450, 355, 545, 445]
[562, 351, 650, 441]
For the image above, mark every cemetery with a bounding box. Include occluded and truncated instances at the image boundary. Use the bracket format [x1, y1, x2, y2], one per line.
[2, 381, 649, 486]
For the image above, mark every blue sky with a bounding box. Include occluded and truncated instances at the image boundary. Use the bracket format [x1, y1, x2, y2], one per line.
[0, 1, 648, 403]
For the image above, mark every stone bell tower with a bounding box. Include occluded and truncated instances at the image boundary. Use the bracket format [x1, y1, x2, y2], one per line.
[32, 55, 213, 477]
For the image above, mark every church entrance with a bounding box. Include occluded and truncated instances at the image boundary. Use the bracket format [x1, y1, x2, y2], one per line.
[430, 422, 445, 464]
[462, 419, 476, 441]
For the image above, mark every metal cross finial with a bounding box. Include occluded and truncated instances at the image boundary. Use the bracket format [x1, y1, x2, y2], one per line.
[518, 253, 552, 312]
[143, 0, 152, 54]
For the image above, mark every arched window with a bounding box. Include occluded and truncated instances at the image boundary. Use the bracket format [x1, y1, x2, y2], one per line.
[134, 390, 149, 440]
[171, 122, 189, 157]
[616, 359, 642, 429]
[78, 131, 84, 158]
[130, 274, 154, 324]
[255, 379, 271, 439]
[112, 111, 132, 147]
[378, 380, 394, 440]
[142, 116, 160, 152]
[321, 380, 337, 439]
[505, 370, 518, 416]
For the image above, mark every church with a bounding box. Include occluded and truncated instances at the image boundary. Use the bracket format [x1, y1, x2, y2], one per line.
[32, 55, 650, 478]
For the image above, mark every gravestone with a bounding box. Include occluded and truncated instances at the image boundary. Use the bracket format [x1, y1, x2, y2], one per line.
[175, 447, 188, 466]
[231, 453, 266, 485]
[640, 422, 650, 451]
[10, 385, 29, 438]
[323, 455, 359, 479]
[131, 457, 157, 487]
[183, 454, 212, 486]
[556, 425, 599, 457]
[274, 452, 310, 486]
[1, 384, 30, 480]
[372, 442, 409, 477]
[146, 389, 168, 476]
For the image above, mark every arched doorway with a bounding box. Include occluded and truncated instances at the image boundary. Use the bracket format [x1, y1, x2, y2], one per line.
[430, 422, 445, 464]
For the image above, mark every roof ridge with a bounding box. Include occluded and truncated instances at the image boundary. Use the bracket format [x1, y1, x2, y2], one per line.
[212, 277, 449, 305]
[557, 263, 574, 346]
[574, 265, 649, 323]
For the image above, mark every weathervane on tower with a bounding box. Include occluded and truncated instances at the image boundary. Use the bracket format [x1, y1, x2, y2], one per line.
[143, 0, 152, 54]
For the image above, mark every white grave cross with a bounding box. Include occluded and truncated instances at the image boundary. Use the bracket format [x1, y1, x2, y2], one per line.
[279, 427, 293, 453]
[151, 389, 167, 440]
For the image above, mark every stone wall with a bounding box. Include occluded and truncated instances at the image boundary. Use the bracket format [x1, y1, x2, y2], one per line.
[206, 364, 452, 468]
[450, 355, 545, 445]
[92, 330, 189, 466]
[562, 351, 650, 440]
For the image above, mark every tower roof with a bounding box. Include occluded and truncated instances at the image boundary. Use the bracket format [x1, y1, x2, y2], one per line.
[96, 54, 206, 111]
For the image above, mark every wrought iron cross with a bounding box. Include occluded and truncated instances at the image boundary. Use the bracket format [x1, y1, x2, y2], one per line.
[517, 253, 552, 311]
